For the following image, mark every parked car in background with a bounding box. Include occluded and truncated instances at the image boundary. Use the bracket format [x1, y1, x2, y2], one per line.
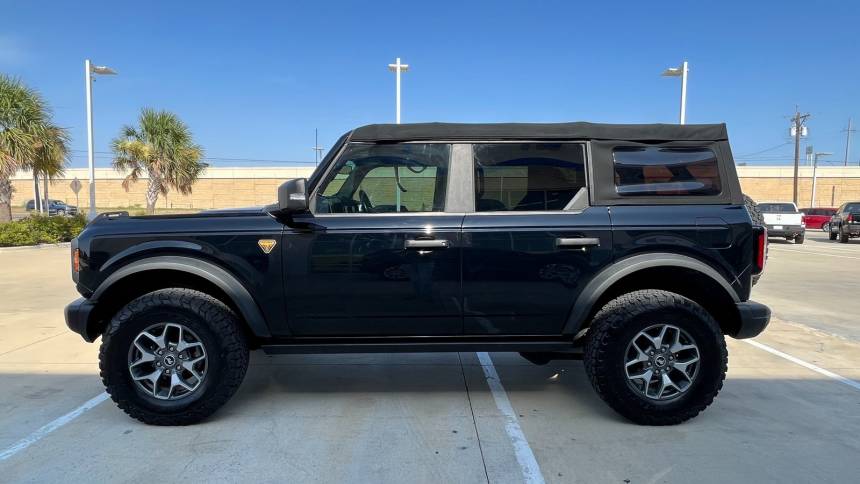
[759, 202, 805, 243]
[800, 207, 836, 231]
[827, 202, 860, 243]
[25, 199, 78, 216]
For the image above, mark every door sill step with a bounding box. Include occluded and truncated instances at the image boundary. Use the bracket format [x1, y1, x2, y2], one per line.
[260, 339, 575, 355]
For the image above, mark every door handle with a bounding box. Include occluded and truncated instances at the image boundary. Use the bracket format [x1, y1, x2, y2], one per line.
[556, 237, 600, 249]
[405, 239, 450, 250]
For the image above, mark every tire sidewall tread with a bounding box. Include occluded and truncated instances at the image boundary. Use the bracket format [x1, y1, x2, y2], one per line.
[99, 288, 249, 426]
[583, 289, 728, 426]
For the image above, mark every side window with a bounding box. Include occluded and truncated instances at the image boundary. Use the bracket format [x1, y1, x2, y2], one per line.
[314, 143, 450, 214]
[473, 143, 586, 212]
[613, 146, 721, 196]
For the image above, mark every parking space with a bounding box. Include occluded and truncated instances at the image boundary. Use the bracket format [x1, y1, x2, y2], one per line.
[1, 240, 859, 483]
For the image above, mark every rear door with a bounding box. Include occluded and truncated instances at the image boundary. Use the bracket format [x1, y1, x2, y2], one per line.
[282, 142, 464, 336]
[460, 142, 612, 335]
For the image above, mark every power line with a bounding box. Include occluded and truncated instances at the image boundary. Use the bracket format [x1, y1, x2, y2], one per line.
[736, 142, 792, 158]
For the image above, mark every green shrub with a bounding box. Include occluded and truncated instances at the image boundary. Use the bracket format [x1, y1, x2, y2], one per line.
[0, 214, 87, 247]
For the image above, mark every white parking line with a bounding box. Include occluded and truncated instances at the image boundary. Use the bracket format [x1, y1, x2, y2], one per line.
[743, 340, 860, 392]
[0, 392, 109, 462]
[476, 352, 545, 484]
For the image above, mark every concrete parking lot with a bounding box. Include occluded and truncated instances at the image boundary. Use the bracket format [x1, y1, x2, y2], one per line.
[1, 233, 859, 483]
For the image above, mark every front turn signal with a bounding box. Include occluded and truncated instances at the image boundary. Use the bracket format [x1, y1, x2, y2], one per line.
[73, 249, 80, 273]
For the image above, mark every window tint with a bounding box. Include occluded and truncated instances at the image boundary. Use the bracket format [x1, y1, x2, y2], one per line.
[473, 143, 586, 212]
[315, 143, 449, 214]
[613, 146, 721, 196]
[758, 203, 797, 213]
[845, 203, 860, 213]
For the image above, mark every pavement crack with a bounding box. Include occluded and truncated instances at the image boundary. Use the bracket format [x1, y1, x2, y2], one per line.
[0, 331, 66, 357]
[458, 352, 490, 484]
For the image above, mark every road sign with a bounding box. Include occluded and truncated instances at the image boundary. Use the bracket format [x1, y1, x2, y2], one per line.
[70, 178, 82, 210]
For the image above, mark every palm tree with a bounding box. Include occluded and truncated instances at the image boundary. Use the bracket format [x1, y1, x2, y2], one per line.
[111, 108, 206, 214]
[0, 74, 51, 222]
[32, 125, 71, 211]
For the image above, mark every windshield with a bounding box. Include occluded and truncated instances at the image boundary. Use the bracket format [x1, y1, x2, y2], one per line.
[759, 203, 797, 213]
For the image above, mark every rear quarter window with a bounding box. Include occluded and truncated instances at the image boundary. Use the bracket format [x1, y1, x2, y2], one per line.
[612, 146, 721, 196]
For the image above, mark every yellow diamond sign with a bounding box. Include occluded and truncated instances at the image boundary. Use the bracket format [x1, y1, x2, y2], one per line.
[257, 239, 277, 254]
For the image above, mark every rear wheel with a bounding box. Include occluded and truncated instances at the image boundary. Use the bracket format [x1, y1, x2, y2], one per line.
[829, 226, 838, 240]
[839, 225, 849, 243]
[584, 290, 727, 425]
[794, 233, 805, 244]
[99, 288, 249, 425]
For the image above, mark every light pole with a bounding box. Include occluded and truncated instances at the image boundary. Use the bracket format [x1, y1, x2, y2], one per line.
[811, 152, 832, 208]
[84, 59, 117, 221]
[387, 57, 409, 124]
[661, 61, 689, 124]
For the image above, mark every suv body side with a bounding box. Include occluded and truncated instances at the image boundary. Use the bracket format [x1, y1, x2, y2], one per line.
[68, 129, 763, 346]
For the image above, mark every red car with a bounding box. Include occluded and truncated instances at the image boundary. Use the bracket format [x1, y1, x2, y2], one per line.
[800, 207, 837, 230]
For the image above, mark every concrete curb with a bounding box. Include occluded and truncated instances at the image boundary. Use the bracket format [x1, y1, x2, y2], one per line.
[0, 242, 71, 252]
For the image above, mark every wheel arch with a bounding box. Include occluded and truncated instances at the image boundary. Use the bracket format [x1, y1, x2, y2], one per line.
[89, 256, 271, 342]
[564, 253, 742, 338]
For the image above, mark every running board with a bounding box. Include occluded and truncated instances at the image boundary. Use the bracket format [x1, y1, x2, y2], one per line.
[260, 339, 575, 355]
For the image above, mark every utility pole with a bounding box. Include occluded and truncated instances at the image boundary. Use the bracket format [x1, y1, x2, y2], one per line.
[311, 128, 324, 166]
[791, 108, 810, 205]
[843, 118, 855, 166]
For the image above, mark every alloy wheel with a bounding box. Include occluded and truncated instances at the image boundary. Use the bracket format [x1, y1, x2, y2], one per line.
[127, 323, 208, 400]
[624, 324, 700, 400]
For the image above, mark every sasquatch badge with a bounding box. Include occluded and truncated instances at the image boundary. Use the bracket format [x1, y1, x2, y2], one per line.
[257, 239, 277, 254]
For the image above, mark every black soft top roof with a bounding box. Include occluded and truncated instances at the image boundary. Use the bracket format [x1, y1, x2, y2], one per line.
[350, 122, 727, 142]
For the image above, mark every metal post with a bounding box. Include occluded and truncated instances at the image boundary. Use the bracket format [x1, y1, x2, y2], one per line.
[679, 61, 688, 125]
[85, 60, 97, 221]
[811, 156, 819, 208]
[844, 118, 853, 167]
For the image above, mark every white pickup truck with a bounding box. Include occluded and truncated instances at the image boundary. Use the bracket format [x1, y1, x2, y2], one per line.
[758, 202, 805, 244]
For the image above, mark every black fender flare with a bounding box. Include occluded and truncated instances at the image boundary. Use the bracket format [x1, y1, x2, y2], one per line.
[562, 252, 739, 335]
[92, 255, 272, 338]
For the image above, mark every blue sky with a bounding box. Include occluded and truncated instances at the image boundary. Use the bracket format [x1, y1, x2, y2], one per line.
[3, 0, 858, 167]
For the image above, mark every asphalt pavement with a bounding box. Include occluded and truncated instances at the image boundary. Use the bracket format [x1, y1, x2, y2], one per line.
[0, 236, 858, 483]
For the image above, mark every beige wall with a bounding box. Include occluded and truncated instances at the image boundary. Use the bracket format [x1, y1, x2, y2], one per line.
[11, 166, 860, 211]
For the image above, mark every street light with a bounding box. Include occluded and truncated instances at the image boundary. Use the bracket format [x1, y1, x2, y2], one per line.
[661, 61, 689, 124]
[84, 59, 117, 221]
[811, 152, 833, 208]
[387, 57, 409, 124]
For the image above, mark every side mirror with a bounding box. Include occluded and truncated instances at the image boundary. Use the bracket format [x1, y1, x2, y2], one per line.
[275, 178, 309, 214]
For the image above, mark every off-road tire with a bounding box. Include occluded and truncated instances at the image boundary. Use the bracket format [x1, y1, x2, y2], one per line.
[829, 226, 837, 240]
[99, 288, 249, 425]
[794, 233, 805, 244]
[839, 225, 849, 243]
[584, 290, 727, 426]
[744, 195, 766, 285]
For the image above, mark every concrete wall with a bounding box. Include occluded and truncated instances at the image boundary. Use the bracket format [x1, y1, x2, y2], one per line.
[11, 165, 860, 211]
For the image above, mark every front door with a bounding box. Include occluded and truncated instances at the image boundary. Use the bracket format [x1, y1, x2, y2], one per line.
[461, 142, 612, 335]
[282, 142, 463, 336]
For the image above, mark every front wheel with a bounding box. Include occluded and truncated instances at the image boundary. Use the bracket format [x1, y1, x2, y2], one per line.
[584, 290, 727, 425]
[99, 288, 249, 425]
